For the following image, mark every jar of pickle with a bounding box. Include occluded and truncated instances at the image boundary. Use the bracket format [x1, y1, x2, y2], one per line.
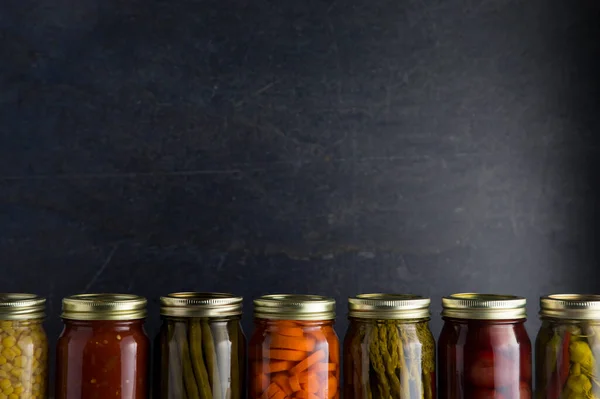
[55, 293, 150, 399]
[343, 294, 435, 399]
[439, 293, 532, 399]
[0, 293, 48, 399]
[156, 292, 246, 399]
[536, 294, 600, 399]
[249, 294, 339, 399]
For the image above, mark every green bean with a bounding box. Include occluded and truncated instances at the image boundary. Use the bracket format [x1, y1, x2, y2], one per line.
[201, 321, 222, 399]
[189, 320, 212, 399]
[176, 323, 201, 399]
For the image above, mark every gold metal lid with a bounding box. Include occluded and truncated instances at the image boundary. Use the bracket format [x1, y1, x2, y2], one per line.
[0, 293, 46, 320]
[160, 292, 243, 318]
[540, 294, 600, 320]
[254, 294, 336, 321]
[348, 293, 430, 320]
[442, 293, 527, 320]
[61, 293, 147, 321]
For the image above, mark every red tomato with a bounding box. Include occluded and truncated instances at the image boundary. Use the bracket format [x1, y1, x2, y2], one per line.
[470, 388, 506, 399]
[468, 351, 517, 388]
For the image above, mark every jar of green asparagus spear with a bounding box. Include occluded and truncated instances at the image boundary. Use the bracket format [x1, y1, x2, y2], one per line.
[343, 294, 435, 399]
[156, 292, 246, 399]
[536, 294, 600, 399]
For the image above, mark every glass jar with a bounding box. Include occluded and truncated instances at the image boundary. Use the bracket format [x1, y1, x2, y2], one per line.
[55, 293, 150, 399]
[249, 294, 340, 399]
[536, 294, 600, 399]
[439, 293, 532, 399]
[343, 294, 435, 399]
[156, 292, 246, 399]
[0, 293, 48, 399]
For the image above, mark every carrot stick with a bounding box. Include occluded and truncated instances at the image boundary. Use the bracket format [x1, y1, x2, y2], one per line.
[261, 383, 281, 399]
[261, 360, 295, 374]
[272, 372, 294, 396]
[290, 350, 326, 374]
[269, 349, 307, 361]
[271, 390, 286, 399]
[308, 363, 336, 373]
[271, 335, 316, 352]
[299, 373, 321, 393]
[289, 374, 302, 392]
[295, 390, 319, 399]
[277, 327, 304, 337]
[327, 376, 338, 398]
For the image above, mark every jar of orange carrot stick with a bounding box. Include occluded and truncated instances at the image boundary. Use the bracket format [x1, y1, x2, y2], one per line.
[250, 294, 340, 399]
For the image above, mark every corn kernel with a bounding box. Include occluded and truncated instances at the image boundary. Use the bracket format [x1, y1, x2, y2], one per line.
[0, 380, 9, 390]
[0, 358, 5, 366]
[10, 368, 21, 378]
[0, 350, 13, 362]
[1, 386, 12, 395]
[0, 338, 14, 350]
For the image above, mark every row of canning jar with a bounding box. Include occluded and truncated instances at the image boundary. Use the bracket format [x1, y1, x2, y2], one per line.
[0, 292, 595, 399]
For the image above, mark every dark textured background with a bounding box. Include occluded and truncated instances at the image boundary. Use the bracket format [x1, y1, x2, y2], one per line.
[1, 0, 600, 392]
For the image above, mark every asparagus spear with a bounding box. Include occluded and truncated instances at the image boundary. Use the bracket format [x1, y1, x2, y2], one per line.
[188, 321, 211, 399]
[175, 322, 201, 399]
[201, 320, 222, 399]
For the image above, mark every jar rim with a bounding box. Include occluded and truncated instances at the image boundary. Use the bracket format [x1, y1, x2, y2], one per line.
[441, 293, 526, 320]
[0, 293, 46, 320]
[253, 294, 336, 321]
[539, 294, 600, 320]
[62, 293, 147, 321]
[160, 292, 243, 318]
[348, 293, 431, 320]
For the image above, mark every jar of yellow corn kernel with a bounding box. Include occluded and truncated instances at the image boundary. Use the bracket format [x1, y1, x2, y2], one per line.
[0, 293, 48, 399]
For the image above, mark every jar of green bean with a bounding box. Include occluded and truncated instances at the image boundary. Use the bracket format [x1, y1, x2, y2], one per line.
[155, 292, 246, 399]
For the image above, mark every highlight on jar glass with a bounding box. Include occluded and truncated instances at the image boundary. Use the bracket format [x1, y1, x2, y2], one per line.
[536, 294, 600, 399]
[55, 293, 150, 399]
[156, 292, 246, 399]
[439, 293, 532, 399]
[250, 294, 340, 399]
[343, 294, 435, 399]
[0, 293, 48, 399]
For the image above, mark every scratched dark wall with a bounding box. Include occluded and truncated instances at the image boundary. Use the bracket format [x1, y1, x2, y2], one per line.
[1, 0, 600, 391]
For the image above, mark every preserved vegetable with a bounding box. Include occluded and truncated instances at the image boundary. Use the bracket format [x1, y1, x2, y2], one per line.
[156, 292, 246, 399]
[439, 293, 532, 399]
[0, 293, 48, 399]
[250, 294, 339, 399]
[343, 294, 435, 399]
[55, 293, 149, 399]
[536, 294, 600, 399]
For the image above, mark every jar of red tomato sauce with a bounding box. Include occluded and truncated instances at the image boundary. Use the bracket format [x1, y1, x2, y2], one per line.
[439, 293, 532, 399]
[55, 293, 150, 399]
[250, 294, 339, 399]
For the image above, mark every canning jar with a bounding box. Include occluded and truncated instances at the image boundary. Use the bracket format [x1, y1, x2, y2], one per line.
[249, 294, 339, 399]
[439, 293, 532, 399]
[156, 292, 246, 399]
[536, 294, 600, 399]
[55, 293, 150, 399]
[343, 294, 435, 399]
[0, 293, 48, 399]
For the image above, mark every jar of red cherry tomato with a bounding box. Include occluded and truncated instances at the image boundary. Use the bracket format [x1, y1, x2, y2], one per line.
[439, 293, 532, 399]
[249, 294, 339, 399]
